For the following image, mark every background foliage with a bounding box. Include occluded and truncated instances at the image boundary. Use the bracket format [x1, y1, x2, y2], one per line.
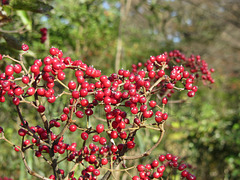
[0, 0, 240, 179]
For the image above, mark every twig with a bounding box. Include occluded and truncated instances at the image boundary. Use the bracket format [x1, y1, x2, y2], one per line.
[122, 123, 165, 160]
[0, 133, 50, 180]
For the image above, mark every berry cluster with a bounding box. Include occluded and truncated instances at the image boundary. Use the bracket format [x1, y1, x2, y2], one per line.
[0, 177, 13, 180]
[1, 0, 9, 5]
[0, 45, 214, 179]
[40, 28, 48, 44]
[133, 154, 196, 180]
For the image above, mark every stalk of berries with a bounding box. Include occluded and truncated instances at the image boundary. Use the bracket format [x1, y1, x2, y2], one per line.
[0, 45, 214, 179]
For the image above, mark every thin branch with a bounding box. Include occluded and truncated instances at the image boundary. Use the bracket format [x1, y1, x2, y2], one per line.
[0, 133, 50, 180]
[122, 123, 165, 160]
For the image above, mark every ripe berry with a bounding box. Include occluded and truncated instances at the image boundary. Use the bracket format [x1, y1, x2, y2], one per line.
[37, 105, 45, 113]
[166, 153, 172, 160]
[96, 124, 104, 134]
[13, 97, 20, 105]
[110, 131, 118, 139]
[162, 97, 168, 104]
[76, 111, 84, 118]
[5, 65, 14, 76]
[14, 64, 22, 73]
[149, 100, 157, 108]
[22, 44, 29, 51]
[81, 132, 89, 140]
[49, 47, 58, 56]
[69, 124, 77, 132]
[137, 164, 145, 172]
[132, 176, 140, 180]
[178, 164, 187, 171]
[120, 131, 127, 139]
[181, 170, 188, 177]
[31, 65, 40, 74]
[187, 91, 195, 97]
[101, 158, 108, 165]
[68, 81, 76, 90]
[158, 70, 165, 77]
[0, 127, 3, 133]
[162, 113, 168, 120]
[145, 164, 152, 170]
[60, 114, 68, 121]
[153, 172, 161, 178]
[185, 83, 193, 90]
[57, 71, 66, 80]
[111, 145, 118, 153]
[127, 141, 135, 149]
[92, 135, 100, 142]
[159, 155, 165, 161]
[157, 166, 165, 174]
[167, 83, 174, 89]
[151, 159, 159, 168]
[22, 75, 30, 84]
[93, 169, 100, 176]
[99, 137, 107, 145]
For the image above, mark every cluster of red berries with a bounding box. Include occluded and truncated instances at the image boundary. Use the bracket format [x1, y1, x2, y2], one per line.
[0, 177, 13, 180]
[0, 44, 214, 179]
[132, 154, 196, 180]
[1, 0, 9, 5]
[40, 28, 48, 43]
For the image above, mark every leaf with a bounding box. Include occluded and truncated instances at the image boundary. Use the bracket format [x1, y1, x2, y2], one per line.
[10, 0, 53, 13]
[2, 33, 22, 50]
[16, 10, 32, 31]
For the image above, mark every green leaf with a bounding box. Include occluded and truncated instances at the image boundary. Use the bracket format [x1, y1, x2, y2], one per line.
[16, 10, 32, 31]
[2, 33, 22, 50]
[10, 0, 53, 13]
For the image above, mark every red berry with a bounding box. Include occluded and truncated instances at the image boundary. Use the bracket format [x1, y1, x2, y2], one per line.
[157, 70, 165, 77]
[5, 65, 14, 76]
[96, 124, 104, 134]
[145, 164, 152, 170]
[68, 81, 76, 90]
[127, 141, 135, 149]
[181, 170, 188, 177]
[187, 91, 195, 97]
[153, 172, 161, 178]
[69, 124, 77, 132]
[14, 64, 22, 73]
[76, 111, 84, 118]
[49, 47, 58, 56]
[101, 158, 108, 165]
[137, 164, 145, 172]
[166, 153, 172, 160]
[149, 100, 156, 108]
[37, 105, 45, 113]
[0, 127, 3, 133]
[92, 135, 100, 142]
[110, 131, 118, 139]
[31, 65, 40, 74]
[162, 97, 168, 104]
[57, 71, 66, 80]
[151, 159, 159, 168]
[132, 176, 140, 180]
[22, 44, 29, 51]
[99, 137, 107, 145]
[81, 132, 89, 140]
[159, 155, 165, 161]
[157, 165, 165, 173]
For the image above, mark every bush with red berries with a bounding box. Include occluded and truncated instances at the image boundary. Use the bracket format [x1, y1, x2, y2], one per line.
[0, 44, 214, 179]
